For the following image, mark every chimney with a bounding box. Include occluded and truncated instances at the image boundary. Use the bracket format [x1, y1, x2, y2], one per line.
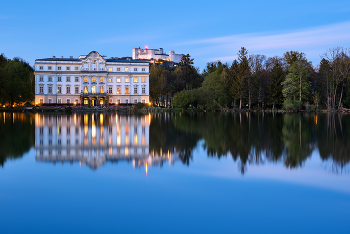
[61, 56, 63, 58]
[53, 56, 56, 59]
[70, 56, 73, 59]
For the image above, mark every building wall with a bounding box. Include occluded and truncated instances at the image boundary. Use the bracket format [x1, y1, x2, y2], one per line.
[34, 51, 150, 104]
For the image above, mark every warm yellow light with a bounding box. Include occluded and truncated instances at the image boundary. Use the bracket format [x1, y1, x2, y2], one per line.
[145, 162, 148, 176]
[100, 114, 103, 125]
[117, 136, 121, 146]
[125, 147, 129, 156]
[125, 136, 129, 145]
[92, 125, 96, 138]
[134, 135, 138, 145]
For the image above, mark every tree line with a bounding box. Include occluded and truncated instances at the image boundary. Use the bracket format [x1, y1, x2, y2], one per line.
[159, 47, 350, 110]
[0, 53, 35, 107]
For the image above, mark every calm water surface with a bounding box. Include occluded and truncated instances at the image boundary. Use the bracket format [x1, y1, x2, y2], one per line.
[0, 112, 350, 234]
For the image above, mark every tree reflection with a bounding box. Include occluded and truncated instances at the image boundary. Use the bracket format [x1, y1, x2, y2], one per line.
[149, 112, 350, 174]
[0, 113, 34, 167]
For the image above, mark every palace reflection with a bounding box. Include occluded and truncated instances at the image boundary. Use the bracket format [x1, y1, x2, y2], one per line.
[34, 113, 179, 169]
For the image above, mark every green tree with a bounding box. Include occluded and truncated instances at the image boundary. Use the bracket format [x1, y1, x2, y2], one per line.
[268, 59, 284, 110]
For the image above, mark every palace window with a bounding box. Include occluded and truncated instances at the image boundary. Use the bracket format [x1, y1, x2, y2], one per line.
[40, 99, 44, 104]
[92, 86, 96, 93]
[48, 99, 52, 103]
[66, 86, 70, 94]
[67, 99, 71, 104]
[48, 76, 52, 82]
[117, 99, 121, 104]
[142, 87, 145, 94]
[39, 66, 43, 70]
[39, 86, 44, 93]
[58, 76, 62, 82]
[75, 67, 79, 71]
[92, 77, 96, 82]
[108, 87, 113, 94]
[39, 76, 43, 82]
[75, 86, 79, 94]
[117, 87, 121, 94]
[75, 99, 79, 104]
[66, 76, 70, 82]
[75, 77, 79, 82]
[84, 86, 88, 93]
[117, 78, 121, 83]
[48, 86, 52, 93]
[100, 78, 104, 83]
[57, 86, 62, 93]
[117, 68, 121, 71]
[134, 99, 138, 104]
[125, 67, 129, 72]
[142, 77, 146, 83]
[58, 66, 61, 70]
[48, 66, 52, 70]
[142, 99, 145, 104]
[125, 87, 129, 94]
[134, 77, 138, 82]
[108, 67, 112, 72]
[84, 77, 88, 82]
[109, 78, 112, 83]
[125, 99, 129, 104]
[66, 66, 70, 71]
[58, 99, 62, 103]
[125, 77, 129, 82]
[142, 68, 146, 72]
[84, 99, 88, 105]
[100, 86, 104, 93]
[134, 87, 137, 94]
[134, 68, 137, 72]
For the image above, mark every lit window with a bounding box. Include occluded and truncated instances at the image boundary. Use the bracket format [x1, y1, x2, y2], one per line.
[84, 77, 88, 82]
[84, 86, 88, 93]
[109, 78, 112, 83]
[134, 68, 137, 72]
[92, 86, 96, 93]
[57, 87, 62, 93]
[125, 67, 129, 72]
[134, 77, 138, 82]
[66, 86, 70, 94]
[92, 77, 96, 82]
[142, 68, 146, 72]
[66, 76, 71, 82]
[48, 76, 52, 82]
[125, 77, 129, 82]
[117, 68, 121, 72]
[48, 86, 52, 93]
[125, 87, 129, 94]
[75, 86, 79, 94]
[108, 67, 112, 72]
[66, 66, 70, 70]
[75, 67, 79, 71]
[75, 77, 79, 82]
[58, 66, 61, 70]
[39, 76, 43, 82]
[48, 66, 52, 70]
[100, 86, 104, 93]
[108, 87, 113, 93]
[39, 86, 44, 93]
[100, 78, 104, 83]
[58, 76, 62, 82]
[142, 77, 146, 83]
[117, 87, 121, 94]
[134, 87, 137, 94]
[84, 99, 88, 105]
[117, 78, 121, 83]
[142, 87, 145, 94]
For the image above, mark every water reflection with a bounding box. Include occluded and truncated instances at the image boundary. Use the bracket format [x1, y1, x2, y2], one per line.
[0, 113, 34, 166]
[34, 113, 180, 170]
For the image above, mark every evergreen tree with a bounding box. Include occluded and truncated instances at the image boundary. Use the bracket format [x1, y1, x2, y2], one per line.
[268, 60, 284, 110]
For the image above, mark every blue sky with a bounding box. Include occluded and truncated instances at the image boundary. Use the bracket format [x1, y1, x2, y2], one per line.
[1, 0, 350, 70]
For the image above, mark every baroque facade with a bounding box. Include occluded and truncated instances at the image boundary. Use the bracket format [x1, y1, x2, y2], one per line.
[34, 51, 150, 105]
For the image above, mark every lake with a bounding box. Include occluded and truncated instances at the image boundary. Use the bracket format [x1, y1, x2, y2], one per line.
[0, 112, 349, 233]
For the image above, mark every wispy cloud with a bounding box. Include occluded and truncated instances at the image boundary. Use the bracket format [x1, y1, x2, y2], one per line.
[178, 21, 350, 65]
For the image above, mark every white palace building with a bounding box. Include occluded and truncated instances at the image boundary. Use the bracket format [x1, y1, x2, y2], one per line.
[34, 51, 150, 106]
